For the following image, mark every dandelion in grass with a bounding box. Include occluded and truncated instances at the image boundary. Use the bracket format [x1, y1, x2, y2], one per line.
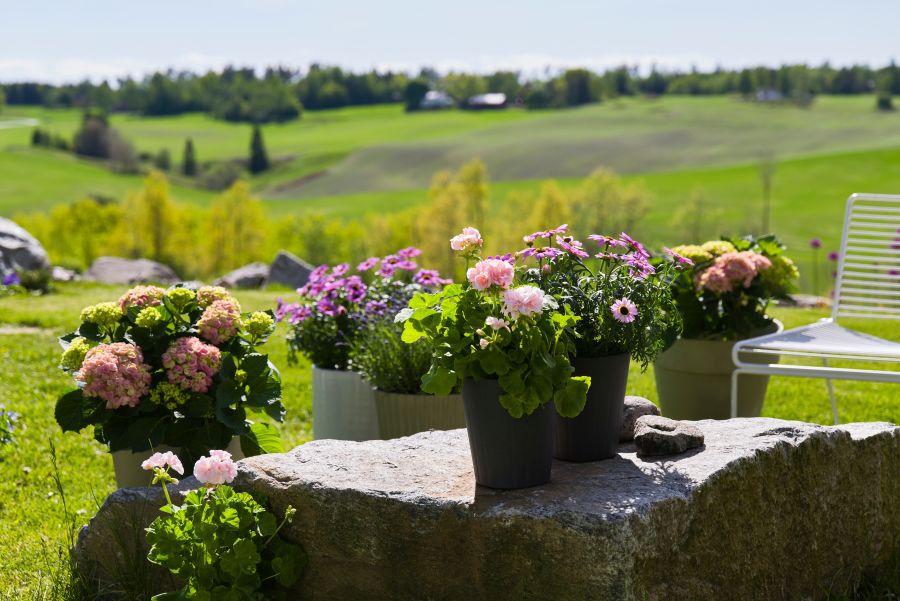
[611, 298, 638, 324]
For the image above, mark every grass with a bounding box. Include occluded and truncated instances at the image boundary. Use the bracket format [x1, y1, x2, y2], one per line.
[1, 282, 899, 598]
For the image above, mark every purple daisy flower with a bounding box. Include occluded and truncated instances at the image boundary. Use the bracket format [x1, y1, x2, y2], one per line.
[611, 298, 638, 324]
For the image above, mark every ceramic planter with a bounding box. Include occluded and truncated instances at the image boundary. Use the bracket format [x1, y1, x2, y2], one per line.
[312, 366, 379, 441]
[373, 390, 465, 440]
[555, 353, 630, 462]
[462, 379, 554, 489]
[111, 436, 243, 489]
[653, 322, 783, 420]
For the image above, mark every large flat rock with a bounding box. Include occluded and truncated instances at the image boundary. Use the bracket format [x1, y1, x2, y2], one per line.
[76, 418, 900, 600]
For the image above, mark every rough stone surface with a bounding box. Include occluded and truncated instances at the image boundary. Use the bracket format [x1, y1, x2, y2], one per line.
[268, 250, 313, 289]
[52, 265, 80, 282]
[620, 395, 660, 441]
[633, 415, 705, 456]
[86, 256, 180, 285]
[0, 217, 50, 277]
[76, 418, 900, 601]
[213, 262, 269, 289]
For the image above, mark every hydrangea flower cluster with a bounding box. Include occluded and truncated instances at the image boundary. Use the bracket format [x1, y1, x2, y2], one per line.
[162, 336, 222, 393]
[696, 251, 772, 294]
[150, 382, 191, 410]
[244, 311, 275, 338]
[60, 337, 91, 371]
[198, 299, 242, 345]
[166, 287, 196, 312]
[76, 343, 152, 409]
[81, 302, 124, 331]
[193, 449, 238, 485]
[136, 306, 164, 329]
[196, 285, 231, 308]
[118, 285, 165, 311]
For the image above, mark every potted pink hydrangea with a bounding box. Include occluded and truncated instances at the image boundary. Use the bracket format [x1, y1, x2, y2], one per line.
[56, 284, 285, 488]
[654, 236, 799, 419]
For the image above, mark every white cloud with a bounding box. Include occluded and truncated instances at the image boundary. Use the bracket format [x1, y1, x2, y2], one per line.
[0, 53, 230, 84]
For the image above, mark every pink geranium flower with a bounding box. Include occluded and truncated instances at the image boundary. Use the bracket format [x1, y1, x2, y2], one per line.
[502, 286, 546, 319]
[193, 450, 238, 486]
[467, 259, 515, 291]
[141, 451, 184, 475]
[450, 227, 483, 252]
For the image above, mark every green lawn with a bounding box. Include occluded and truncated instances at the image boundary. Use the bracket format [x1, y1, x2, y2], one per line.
[1, 282, 899, 598]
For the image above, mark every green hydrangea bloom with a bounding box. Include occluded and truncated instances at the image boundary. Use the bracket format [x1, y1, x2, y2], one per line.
[244, 311, 275, 338]
[136, 306, 164, 329]
[760, 254, 800, 290]
[80, 302, 123, 330]
[671, 244, 713, 264]
[700, 240, 737, 257]
[166, 287, 196, 311]
[60, 337, 91, 371]
[196, 285, 232, 308]
[150, 382, 191, 410]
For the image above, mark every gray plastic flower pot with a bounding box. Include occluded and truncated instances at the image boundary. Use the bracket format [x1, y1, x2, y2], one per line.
[462, 379, 554, 490]
[312, 366, 379, 441]
[374, 390, 465, 440]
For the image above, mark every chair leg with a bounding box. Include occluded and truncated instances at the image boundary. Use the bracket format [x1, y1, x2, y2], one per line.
[731, 369, 740, 419]
[822, 358, 839, 425]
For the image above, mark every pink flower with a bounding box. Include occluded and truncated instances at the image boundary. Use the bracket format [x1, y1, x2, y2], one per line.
[76, 343, 152, 409]
[161, 336, 222, 393]
[502, 286, 545, 319]
[479, 338, 490, 349]
[620, 233, 650, 258]
[193, 450, 238, 486]
[197, 299, 242, 345]
[331, 263, 350, 277]
[466, 259, 515, 291]
[588, 234, 628, 249]
[397, 247, 422, 259]
[715, 251, 771, 288]
[196, 286, 231, 309]
[664, 247, 694, 266]
[611, 298, 638, 324]
[828, 252, 839, 262]
[414, 269, 451, 287]
[555, 235, 590, 258]
[696, 265, 733, 294]
[357, 257, 380, 272]
[395, 260, 418, 271]
[141, 451, 184, 475]
[485, 316, 510, 331]
[117, 285, 165, 311]
[450, 227, 483, 252]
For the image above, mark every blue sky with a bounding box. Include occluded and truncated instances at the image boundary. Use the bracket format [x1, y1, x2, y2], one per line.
[1, 0, 898, 83]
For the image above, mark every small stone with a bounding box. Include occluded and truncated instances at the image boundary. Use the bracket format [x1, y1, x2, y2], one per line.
[213, 262, 269, 289]
[633, 415, 704, 456]
[86, 257, 179, 285]
[52, 265, 79, 282]
[268, 250, 314, 289]
[620, 396, 660, 441]
[0, 217, 51, 277]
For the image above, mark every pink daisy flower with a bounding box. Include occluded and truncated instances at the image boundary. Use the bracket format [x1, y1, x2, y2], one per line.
[610, 298, 638, 324]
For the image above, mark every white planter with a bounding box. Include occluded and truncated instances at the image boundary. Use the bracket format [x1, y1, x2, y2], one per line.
[374, 390, 465, 440]
[111, 436, 243, 489]
[312, 366, 379, 441]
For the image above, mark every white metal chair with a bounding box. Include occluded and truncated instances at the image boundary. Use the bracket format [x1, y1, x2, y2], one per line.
[732, 193, 900, 424]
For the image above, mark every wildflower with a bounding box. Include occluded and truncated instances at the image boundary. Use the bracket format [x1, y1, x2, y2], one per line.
[620, 233, 650, 258]
[60, 337, 91, 372]
[117, 285, 165, 311]
[135, 306, 164, 329]
[2, 272, 20, 286]
[150, 382, 191, 410]
[80, 302, 124, 331]
[161, 337, 222, 393]
[555, 235, 589, 258]
[828, 252, 839, 262]
[502, 286, 546, 319]
[809, 239, 822, 249]
[450, 227, 483, 252]
[588, 234, 628, 249]
[344, 276, 368, 303]
[244, 311, 275, 338]
[523, 230, 550, 244]
[357, 257, 380, 272]
[664, 247, 694, 266]
[141, 451, 184, 476]
[165, 287, 196, 312]
[331, 263, 350, 277]
[414, 269, 449, 287]
[485, 316, 510, 331]
[316, 298, 347, 317]
[611, 298, 638, 324]
[518, 246, 562, 260]
[467, 259, 515, 291]
[76, 343, 152, 409]
[395, 260, 418, 271]
[193, 450, 238, 486]
[308, 264, 329, 282]
[397, 247, 422, 259]
[197, 299, 242, 345]
[196, 286, 231, 308]
[377, 264, 396, 279]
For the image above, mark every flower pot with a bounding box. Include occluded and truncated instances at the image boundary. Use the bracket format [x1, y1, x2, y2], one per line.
[555, 353, 630, 462]
[653, 322, 783, 420]
[312, 366, 379, 441]
[374, 390, 465, 440]
[111, 436, 243, 489]
[462, 379, 554, 489]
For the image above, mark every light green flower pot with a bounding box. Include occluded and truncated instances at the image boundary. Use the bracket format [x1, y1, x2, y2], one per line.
[111, 436, 243, 489]
[653, 322, 782, 420]
[312, 366, 379, 441]
[374, 390, 465, 440]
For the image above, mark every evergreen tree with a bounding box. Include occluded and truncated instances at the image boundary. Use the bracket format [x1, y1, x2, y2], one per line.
[182, 138, 197, 177]
[154, 149, 171, 171]
[248, 125, 269, 174]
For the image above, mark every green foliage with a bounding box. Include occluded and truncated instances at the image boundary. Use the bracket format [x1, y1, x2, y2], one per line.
[154, 149, 171, 171]
[248, 126, 269, 175]
[351, 314, 432, 394]
[146, 485, 306, 600]
[404, 79, 429, 112]
[55, 284, 285, 462]
[182, 138, 197, 177]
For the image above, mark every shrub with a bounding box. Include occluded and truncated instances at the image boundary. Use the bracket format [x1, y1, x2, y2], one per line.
[200, 162, 244, 191]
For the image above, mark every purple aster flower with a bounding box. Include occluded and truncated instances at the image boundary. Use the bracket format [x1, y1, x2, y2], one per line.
[377, 264, 396, 279]
[357, 257, 380, 272]
[309, 264, 329, 282]
[290, 305, 313, 323]
[487, 253, 516, 264]
[395, 260, 418, 271]
[365, 300, 388, 316]
[664, 247, 694, 266]
[548, 224, 569, 235]
[397, 247, 422, 259]
[331, 263, 350, 277]
[828, 251, 839, 262]
[382, 254, 401, 266]
[555, 235, 589, 258]
[809, 239, 822, 249]
[316, 298, 346, 317]
[414, 269, 440, 286]
[620, 233, 650, 258]
[588, 234, 628, 249]
[611, 298, 638, 323]
[2, 272, 20, 286]
[523, 230, 551, 244]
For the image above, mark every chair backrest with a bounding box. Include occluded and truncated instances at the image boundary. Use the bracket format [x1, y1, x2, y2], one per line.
[833, 193, 900, 321]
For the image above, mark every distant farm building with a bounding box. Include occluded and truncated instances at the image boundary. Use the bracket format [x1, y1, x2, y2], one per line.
[466, 93, 507, 109]
[420, 91, 454, 110]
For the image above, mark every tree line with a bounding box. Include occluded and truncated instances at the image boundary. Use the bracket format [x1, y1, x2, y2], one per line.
[4, 62, 900, 122]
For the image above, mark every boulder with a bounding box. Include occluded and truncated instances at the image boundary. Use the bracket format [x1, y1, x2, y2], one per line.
[633, 415, 705, 456]
[75, 419, 900, 601]
[0, 217, 50, 277]
[52, 266, 79, 282]
[268, 250, 313, 289]
[620, 395, 660, 441]
[86, 256, 179, 285]
[213, 262, 269, 289]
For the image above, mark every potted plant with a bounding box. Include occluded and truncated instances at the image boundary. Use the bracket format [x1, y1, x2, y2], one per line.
[351, 275, 464, 439]
[277, 248, 450, 441]
[654, 236, 799, 419]
[522, 228, 684, 461]
[400, 228, 590, 489]
[55, 284, 286, 488]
